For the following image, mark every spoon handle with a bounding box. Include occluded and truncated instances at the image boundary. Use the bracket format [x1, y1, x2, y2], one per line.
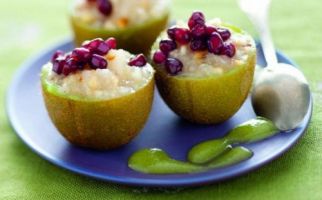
[238, 0, 278, 66]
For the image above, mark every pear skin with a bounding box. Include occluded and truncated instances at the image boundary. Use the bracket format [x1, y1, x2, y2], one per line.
[153, 51, 256, 124]
[41, 71, 154, 150]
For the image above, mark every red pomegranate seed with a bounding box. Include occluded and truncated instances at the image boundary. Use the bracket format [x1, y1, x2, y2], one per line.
[153, 50, 167, 64]
[62, 65, 72, 76]
[105, 37, 117, 49]
[90, 54, 108, 69]
[165, 58, 183, 75]
[174, 28, 191, 44]
[51, 50, 64, 63]
[207, 32, 224, 54]
[96, 41, 110, 55]
[83, 38, 102, 50]
[191, 24, 207, 39]
[206, 26, 217, 36]
[52, 58, 65, 75]
[128, 54, 147, 67]
[167, 27, 176, 40]
[159, 40, 177, 54]
[190, 39, 207, 51]
[71, 47, 92, 62]
[221, 43, 236, 58]
[217, 28, 231, 41]
[84, 38, 111, 55]
[97, 0, 112, 16]
[188, 11, 205, 30]
[65, 58, 80, 72]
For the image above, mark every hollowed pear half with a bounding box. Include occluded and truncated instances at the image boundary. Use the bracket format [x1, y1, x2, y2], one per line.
[152, 24, 256, 124]
[70, 12, 170, 55]
[154, 53, 255, 124]
[41, 69, 154, 150]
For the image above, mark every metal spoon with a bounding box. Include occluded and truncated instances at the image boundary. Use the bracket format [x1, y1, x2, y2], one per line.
[238, 0, 310, 130]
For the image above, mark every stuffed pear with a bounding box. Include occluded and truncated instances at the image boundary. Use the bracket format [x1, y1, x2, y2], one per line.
[151, 12, 256, 124]
[41, 38, 154, 149]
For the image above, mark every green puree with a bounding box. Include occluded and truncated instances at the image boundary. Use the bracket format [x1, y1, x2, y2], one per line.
[128, 148, 203, 174]
[188, 117, 279, 164]
[128, 117, 279, 174]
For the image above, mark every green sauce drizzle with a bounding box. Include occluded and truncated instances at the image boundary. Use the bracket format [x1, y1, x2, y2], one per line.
[188, 139, 231, 164]
[207, 146, 253, 168]
[128, 148, 203, 174]
[188, 117, 278, 164]
[128, 117, 279, 174]
[226, 117, 279, 143]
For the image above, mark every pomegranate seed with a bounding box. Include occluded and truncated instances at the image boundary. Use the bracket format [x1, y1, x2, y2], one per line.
[105, 37, 117, 49]
[90, 54, 107, 69]
[82, 38, 102, 50]
[83, 38, 110, 55]
[167, 27, 191, 44]
[128, 54, 147, 67]
[96, 41, 110, 55]
[62, 59, 78, 76]
[165, 58, 183, 75]
[159, 40, 177, 54]
[190, 39, 207, 51]
[191, 24, 207, 39]
[71, 47, 92, 62]
[97, 0, 112, 16]
[62, 65, 72, 76]
[188, 11, 205, 29]
[206, 26, 217, 36]
[207, 32, 224, 54]
[173, 28, 191, 44]
[153, 50, 167, 64]
[51, 50, 64, 63]
[167, 27, 176, 40]
[65, 58, 80, 72]
[221, 43, 236, 58]
[52, 58, 65, 75]
[217, 28, 231, 41]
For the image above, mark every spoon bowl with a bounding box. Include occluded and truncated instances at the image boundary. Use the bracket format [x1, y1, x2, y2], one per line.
[252, 63, 310, 130]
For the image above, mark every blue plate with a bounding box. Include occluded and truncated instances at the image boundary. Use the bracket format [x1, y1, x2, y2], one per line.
[6, 38, 312, 187]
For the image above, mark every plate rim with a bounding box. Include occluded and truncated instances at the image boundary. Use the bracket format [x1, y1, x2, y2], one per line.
[5, 38, 313, 187]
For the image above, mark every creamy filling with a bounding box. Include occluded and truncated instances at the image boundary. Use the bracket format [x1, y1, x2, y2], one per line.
[44, 49, 154, 99]
[73, 0, 170, 29]
[164, 19, 256, 77]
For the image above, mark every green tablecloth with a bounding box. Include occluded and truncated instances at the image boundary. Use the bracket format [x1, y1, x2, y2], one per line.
[1, 0, 321, 199]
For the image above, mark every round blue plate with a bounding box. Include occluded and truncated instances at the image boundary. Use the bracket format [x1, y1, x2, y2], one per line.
[6, 38, 312, 187]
